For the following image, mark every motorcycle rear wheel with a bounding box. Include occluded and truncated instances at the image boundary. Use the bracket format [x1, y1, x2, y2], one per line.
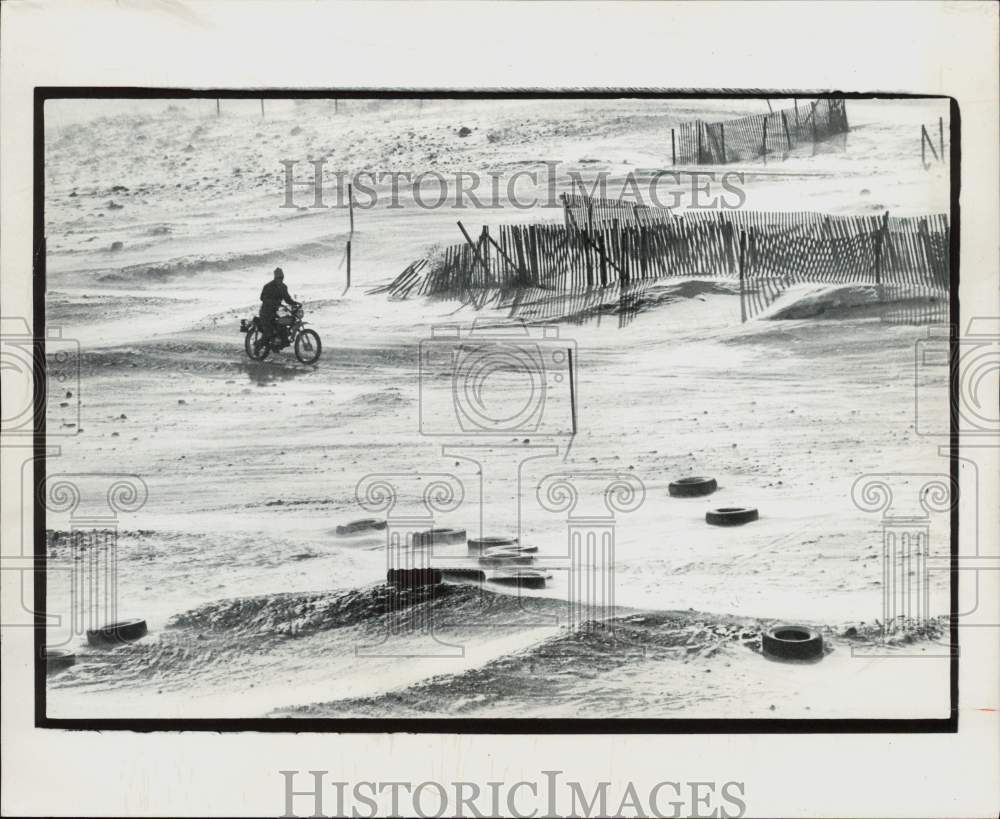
[245, 327, 270, 361]
[294, 329, 322, 364]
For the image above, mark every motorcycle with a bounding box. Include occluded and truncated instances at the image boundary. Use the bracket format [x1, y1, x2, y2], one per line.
[240, 303, 322, 364]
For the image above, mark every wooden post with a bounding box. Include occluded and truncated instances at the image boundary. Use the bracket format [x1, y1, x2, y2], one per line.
[720, 123, 726, 164]
[921, 125, 940, 164]
[671, 128, 676, 166]
[334, 99, 339, 115]
[810, 102, 818, 149]
[481, 226, 491, 280]
[720, 212, 736, 277]
[260, 99, 265, 118]
[348, 183, 355, 234]
[873, 211, 889, 296]
[761, 117, 768, 165]
[938, 116, 945, 162]
[766, 99, 773, 113]
[921, 126, 926, 167]
[781, 111, 792, 154]
[738, 230, 747, 323]
[484, 230, 520, 277]
[216, 99, 220, 116]
[456, 220, 490, 275]
[345, 240, 351, 291]
[917, 217, 933, 281]
[598, 234, 608, 287]
[794, 99, 799, 130]
[697, 121, 703, 164]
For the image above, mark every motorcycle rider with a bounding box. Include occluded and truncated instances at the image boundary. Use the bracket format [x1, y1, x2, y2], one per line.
[257, 267, 299, 350]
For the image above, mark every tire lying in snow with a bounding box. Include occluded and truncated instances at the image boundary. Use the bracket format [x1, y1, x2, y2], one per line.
[413, 528, 467, 548]
[468, 536, 518, 554]
[45, 647, 76, 673]
[86, 618, 148, 647]
[440, 567, 486, 584]
[336, 518, 387, 536]
[705, 507, 758, 526]
[668, 476, 718, 498]
[762, 625, 824, 661]
[489, 570, 549, 590]
[479, 550, 535, 567]
[387, 568, 442, 588]
[484, 543, 538, 555]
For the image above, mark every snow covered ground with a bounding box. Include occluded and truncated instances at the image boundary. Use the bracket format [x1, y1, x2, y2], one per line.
[42, 97, 953, 719]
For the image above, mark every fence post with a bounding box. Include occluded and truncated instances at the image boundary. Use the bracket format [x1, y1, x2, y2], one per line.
[598, 234, 608, 288]
[794, 99, 799, 130]
[457, 220, 491, 278]
[481, 226, 491, 281]
[720, 123, 726, 164]
[260, 99, 265, 118]
[761, 117, 768, 165]
[345, 181, 354, 292]
[810, 102, 818, 150]
[921, 126, 926, 167]
[738, 230, 748, 323]
[484, 226, 520, 279]
[345, 240, 351, 292]
[697, 121, 703, 164]
[917, 217, 933, 282]
[920, 125, 940, 166]
[938, 116, 945, 162]
[671, 128, 676, 166]
[216, 99, 220, 116]
[781, 111, 792, 155]
[873, 211, 889, 298]
[722, 213, 736, 277]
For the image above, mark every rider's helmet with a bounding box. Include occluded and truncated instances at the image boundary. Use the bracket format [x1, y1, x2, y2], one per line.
[274, 267, 284, 279]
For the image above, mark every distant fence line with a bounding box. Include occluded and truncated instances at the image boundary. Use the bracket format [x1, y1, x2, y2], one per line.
[672, 98, 849, 165]
[921, 117, 947, 169]
[372, 194, 949, 325]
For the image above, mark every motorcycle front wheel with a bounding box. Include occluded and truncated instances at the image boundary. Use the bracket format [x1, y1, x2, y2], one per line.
[244, 327, 270, 361]
[294, 329, 322, 364]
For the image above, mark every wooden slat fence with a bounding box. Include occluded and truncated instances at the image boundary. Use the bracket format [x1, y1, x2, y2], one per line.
[675, 98, 849, 165]
[373, 200, 949, 325]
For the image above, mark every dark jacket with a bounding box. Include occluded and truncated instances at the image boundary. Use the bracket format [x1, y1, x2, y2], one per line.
[260, 279, 295, 313]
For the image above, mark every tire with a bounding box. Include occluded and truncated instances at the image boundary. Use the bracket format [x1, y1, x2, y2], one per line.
[294, 329, 322, 364]
[468, 536, 518, 554]
[244, 326, 269, 361]
[45, 647, 76, 673]
[669, 476, 718, 498]
[489, 570, 547, 590]
[440, 567, 486, 584]
[86, 618, 148, 647]
[336, 518, 386, 536]
[479, 551, 535, 567]
[387, 568, 442, 588]
[706, 507, 758, 526]
[414, 528, 467, 548]
[762, 625, 824, 661]
[483, 543, 537, 555]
